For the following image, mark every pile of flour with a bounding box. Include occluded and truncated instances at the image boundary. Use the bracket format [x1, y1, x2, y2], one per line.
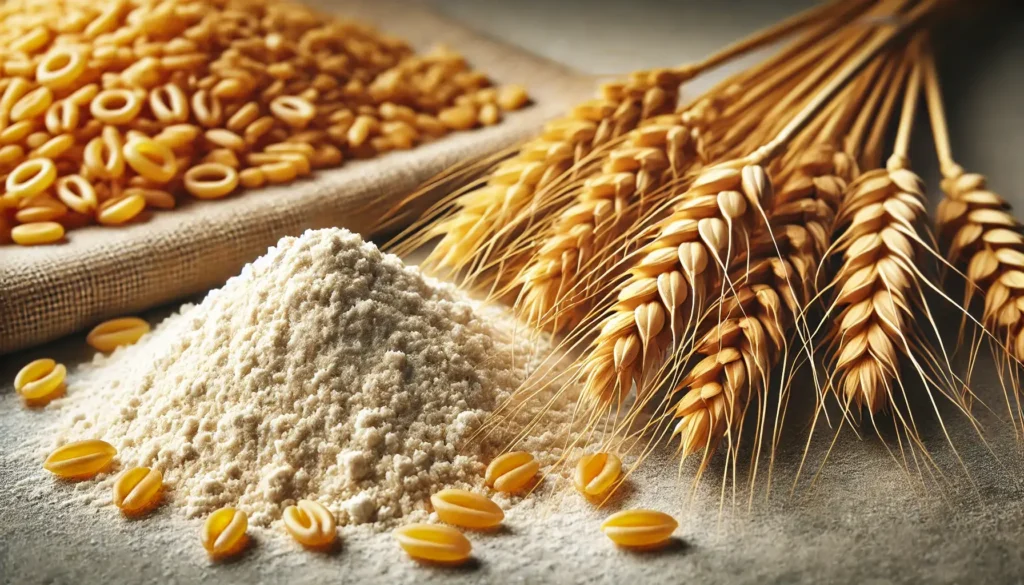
[52, 228, 556, 527]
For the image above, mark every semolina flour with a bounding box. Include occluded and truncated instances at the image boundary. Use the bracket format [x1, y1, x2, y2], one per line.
[51, 228, 549, 527]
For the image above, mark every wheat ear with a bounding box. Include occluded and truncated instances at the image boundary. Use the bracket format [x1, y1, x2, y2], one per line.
[823, 153, 932, 413]
[507, 17, 862, 333]
[577, 162, 773, 407]
[672, 146, 854, 465]
[399, 0, 859, 285]
[576, 0, 932, 412]
[513, 114, 696, 332]
[422, 73, 680, 277]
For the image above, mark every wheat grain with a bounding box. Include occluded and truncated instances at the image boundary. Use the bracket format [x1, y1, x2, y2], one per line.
[672, 145, 853, 463]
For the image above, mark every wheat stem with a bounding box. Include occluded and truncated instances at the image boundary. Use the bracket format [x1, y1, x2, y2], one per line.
[920, 41, 959, 177]
[751, 0, 937, 166]
[674, 0, 868, 79]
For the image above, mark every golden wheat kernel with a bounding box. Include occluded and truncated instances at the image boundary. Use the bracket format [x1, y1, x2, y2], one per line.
[496, 85, 529, 111]
[600, 510, 677, 549]
[14, 358, 67, 403]
[44, 439, 117, 480]
[485, 451, 539, 493]
[202, 507, 249, 559]
[86, 317, 151, 352]
[16, 204, 67, 223]
[112, 467, 163, 515]
[430, 489, 504, 529]
[238, 167, 266, 189]
[260, 161, 298, 184]
[438, 106, 477, 131]
[283, 499, 337, 548]
[11, 221, 65, 246]
[478, 103, 500, 127]
[394, 523, 472, 564]
[574, 453, 622, 497]
[97, 193, 146, 226]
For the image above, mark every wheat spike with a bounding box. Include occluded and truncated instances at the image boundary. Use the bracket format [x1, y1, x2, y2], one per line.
[937, 170, 1024, 362]
[822, 153, 932, 414]
[672, 145, 854, 463]
[577, 162, 773, 408]
[919, 45, 1024, 365]
[514, 113, 697, 332]
[422, 72, 681, 279]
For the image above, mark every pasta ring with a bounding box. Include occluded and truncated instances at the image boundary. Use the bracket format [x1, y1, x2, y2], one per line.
[55, 174, 99, 214]
[83, 127, 125, 179]
[123, 137, 177, 184]
[90, 89, 143, 125]
[183, 163, 238, 199]
[36, 47, 87, 89]
[149, 83, 190, 124]
[6, 158, 57, 201]
[270, 96, 316, 129]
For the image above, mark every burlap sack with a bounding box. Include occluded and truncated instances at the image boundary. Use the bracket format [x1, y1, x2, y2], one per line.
[0, 0, 595, 354]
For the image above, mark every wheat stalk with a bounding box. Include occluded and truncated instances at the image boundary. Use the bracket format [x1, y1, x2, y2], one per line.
[672, 145, 854, 465]
[574, 2, 927, 412]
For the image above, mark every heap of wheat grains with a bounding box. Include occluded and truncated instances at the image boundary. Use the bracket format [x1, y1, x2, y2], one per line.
[394, 0, 1016, 492]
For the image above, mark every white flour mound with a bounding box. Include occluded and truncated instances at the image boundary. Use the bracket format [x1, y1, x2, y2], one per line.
[53, 228, 547, 527]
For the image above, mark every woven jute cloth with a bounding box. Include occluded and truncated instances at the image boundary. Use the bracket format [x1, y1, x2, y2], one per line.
[0, 0, 595, 354]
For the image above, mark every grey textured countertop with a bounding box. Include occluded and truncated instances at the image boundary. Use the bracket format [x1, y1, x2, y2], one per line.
[3, 1, 1024, 584]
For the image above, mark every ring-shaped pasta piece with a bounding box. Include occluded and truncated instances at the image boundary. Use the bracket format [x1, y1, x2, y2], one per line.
[69, 84, 99, 106]
[45, 100, 81, 135]
[123, 137, 177, 184]
[184, 163, 239, 199]
[191, 89, 223, 128]
[0, 78, 31, 115]
[83, 126, 125, 179]
[90, 89, 143, 125]
[270, 96, 316, 129]
[56, 174, 98, 214]
[0, 121, 34, 146]
[0, 144, 25, 166]
[16, 202, 67, 223]
[149, 83, 190, 123]
[36, 47, 87, 89]
[10, 27, 50, 54]
[154, 124, 201, 151]
[6, 158, 57, 200]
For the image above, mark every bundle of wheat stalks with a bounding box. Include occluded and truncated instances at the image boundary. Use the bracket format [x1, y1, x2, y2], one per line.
[391, 0, 1020, 487]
